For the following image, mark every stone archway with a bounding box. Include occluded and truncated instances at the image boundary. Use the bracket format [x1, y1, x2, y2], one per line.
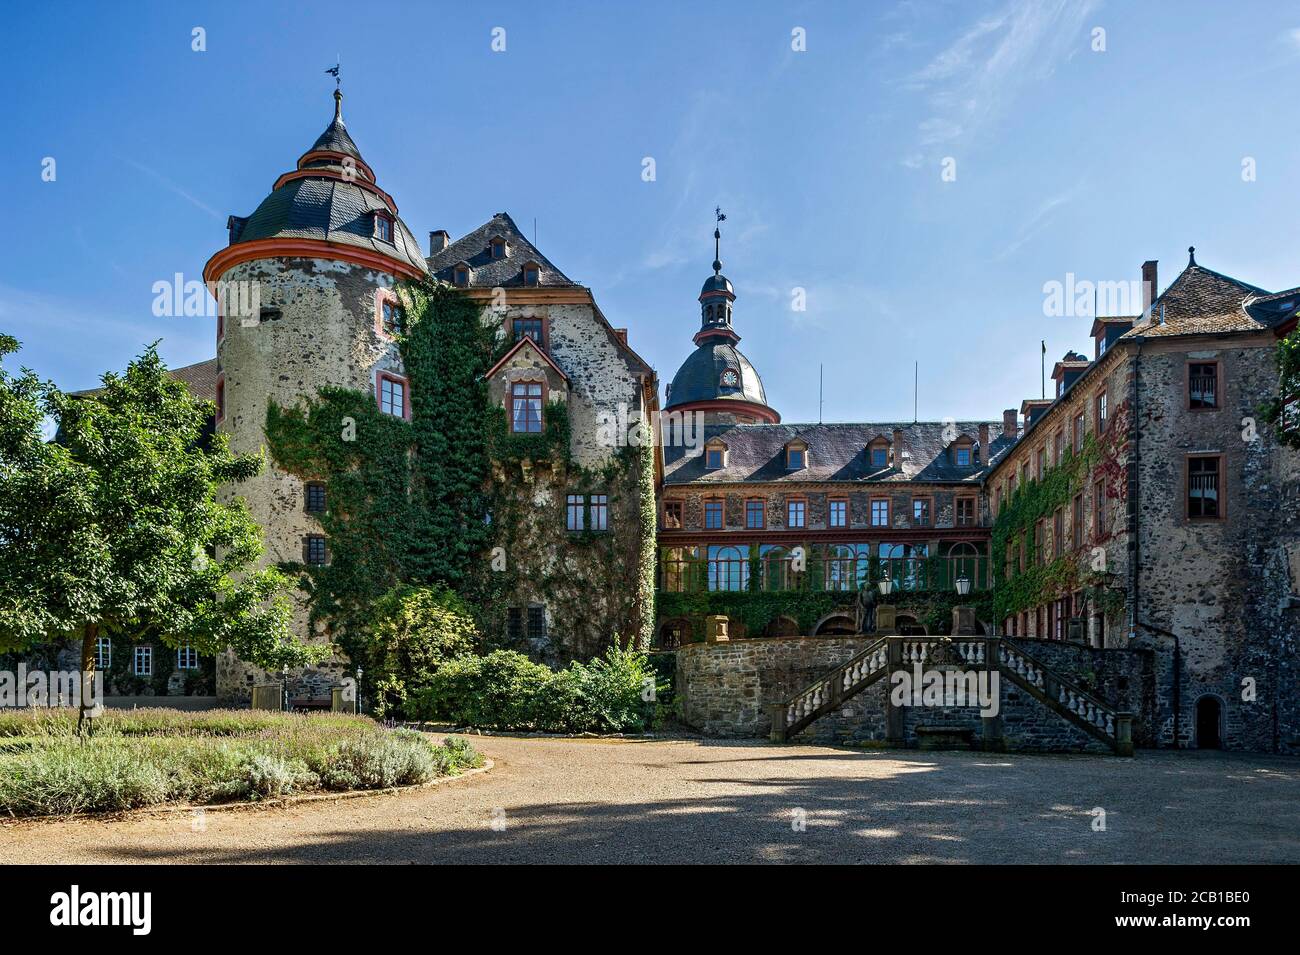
[656, 618, 692, 650]
[812, 613, 857, 637]
[765, 615, 800, 638]
[895, 614, 927, 636]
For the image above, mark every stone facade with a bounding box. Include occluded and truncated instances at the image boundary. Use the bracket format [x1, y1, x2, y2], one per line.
[676, 635, 1149, 753]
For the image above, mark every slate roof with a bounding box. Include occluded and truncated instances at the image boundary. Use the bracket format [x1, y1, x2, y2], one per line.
[665, 340, 770, 411]
[70, 358, 219, 402]
[223, 96, 427, 275]
[664, 421, 1013, 486]
[1122, 259, 1280, 339]
[426, 213, 580, 288]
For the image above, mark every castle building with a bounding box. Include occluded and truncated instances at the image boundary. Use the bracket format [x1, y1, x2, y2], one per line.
[204, 92, 656, 700]
[658, 244, 1300, 753]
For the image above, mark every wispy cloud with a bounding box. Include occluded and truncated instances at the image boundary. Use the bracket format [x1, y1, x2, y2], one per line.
[1286, 27, 1300, 51]
[120, 157, 223, 219]
[992, 182, 1083, 261]
[901, 0, 1098, 157]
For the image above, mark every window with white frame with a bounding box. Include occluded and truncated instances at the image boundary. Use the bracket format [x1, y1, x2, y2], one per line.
[95, 636, 112, 670]
[133, 645, 153, 677]
[177, 642, 199, 670]
[379, 374, 406, 417]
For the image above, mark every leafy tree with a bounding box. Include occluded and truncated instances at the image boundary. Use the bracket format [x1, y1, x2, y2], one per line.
[0, 338, 321, 725]
[365, 584, 478, 717]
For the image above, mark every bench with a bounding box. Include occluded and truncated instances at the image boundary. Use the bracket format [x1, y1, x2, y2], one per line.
[915, 726, 975, 751]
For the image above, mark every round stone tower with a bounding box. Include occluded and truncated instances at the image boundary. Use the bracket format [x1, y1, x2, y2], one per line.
[203, 90, 427, 703]
[664, 220, 779, 425]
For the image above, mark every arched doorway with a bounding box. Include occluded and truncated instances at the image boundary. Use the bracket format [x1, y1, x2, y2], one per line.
[765, 615, 800, 637]
[1195, 695, 1223, 750]
[895, 614, 927, 636]
[656, 619, 691, 650]
[812, 613, 856, 636]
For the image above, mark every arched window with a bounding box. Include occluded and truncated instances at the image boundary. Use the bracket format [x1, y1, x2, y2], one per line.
[709, 544, 749, 592]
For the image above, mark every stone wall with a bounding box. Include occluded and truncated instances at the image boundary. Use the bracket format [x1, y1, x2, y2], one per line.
[481, 301, 654, 665]
[215, 256, 398, 702]
[1133, 335, 1295, 750]
[676, 635, 1149, 753]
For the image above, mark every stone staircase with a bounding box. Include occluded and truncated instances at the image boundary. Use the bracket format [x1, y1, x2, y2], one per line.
[770, 636, 1134, 755]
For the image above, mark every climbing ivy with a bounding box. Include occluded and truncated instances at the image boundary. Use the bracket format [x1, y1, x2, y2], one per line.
[265, 280, 493, 665]
[1262, 328, 1300, 449]
[265, 279, 657, 670]
[989, 401, 1130, 620]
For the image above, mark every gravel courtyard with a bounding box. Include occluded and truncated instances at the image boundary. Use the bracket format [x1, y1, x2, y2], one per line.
[4, 735, 1298, 864]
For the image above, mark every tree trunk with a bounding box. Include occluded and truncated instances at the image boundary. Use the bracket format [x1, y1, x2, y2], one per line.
[78, 622, 98, 736]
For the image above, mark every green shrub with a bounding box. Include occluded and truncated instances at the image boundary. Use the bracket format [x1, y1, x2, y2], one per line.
[365, 584, 479, 718]
[412, 643, 655, 734]
[0, 709, 481, 816]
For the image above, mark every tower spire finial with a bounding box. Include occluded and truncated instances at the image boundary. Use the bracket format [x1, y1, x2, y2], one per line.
[713, 206, 726, 274]
[325, 57, 342, 121]
[1188, 245, 1196, 266]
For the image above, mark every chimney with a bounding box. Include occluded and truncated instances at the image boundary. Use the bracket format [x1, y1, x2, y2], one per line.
[1141, 260, 1157, 318]
[892, 427, 904, 464]
[613, 328, 628, 345]
[1002, 409, 1018, 438]
[429, 230, 450, 255]
[978, 422, 990, 457]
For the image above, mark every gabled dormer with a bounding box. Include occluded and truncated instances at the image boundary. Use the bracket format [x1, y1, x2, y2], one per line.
[704, 438, 728, 470]
[866, 435, 891, 470]
[1051, 351, 1091, 397]
[522, 260, 541, 287]
[489, 235, 509, 260]
[784, 439, 808, 470]
[452, 261, 472, 287]
[1090, 316, 1135, 358]
[949, 434, 975, 468]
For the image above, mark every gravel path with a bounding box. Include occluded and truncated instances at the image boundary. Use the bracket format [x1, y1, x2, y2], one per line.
[4, 736, 1298, 864]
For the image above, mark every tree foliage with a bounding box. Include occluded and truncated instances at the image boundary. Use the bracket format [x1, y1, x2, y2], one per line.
[0, 337, 317, 679]
[366, 584, 479, 717]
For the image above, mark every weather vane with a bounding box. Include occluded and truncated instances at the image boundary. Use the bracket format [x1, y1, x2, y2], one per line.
[325, 56, 341, 89]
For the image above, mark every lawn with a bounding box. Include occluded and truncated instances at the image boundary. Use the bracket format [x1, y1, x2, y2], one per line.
[0, 708, 482, 817]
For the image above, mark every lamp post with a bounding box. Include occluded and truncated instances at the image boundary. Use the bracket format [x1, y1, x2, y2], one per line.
[281, 664, 289, 712]
[953, 576, 975, 635]
[355, 666, 363, 715]
[877, 577, 893, 597]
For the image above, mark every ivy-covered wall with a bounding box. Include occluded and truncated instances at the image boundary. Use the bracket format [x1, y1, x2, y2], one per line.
[262, 282, 658, 675]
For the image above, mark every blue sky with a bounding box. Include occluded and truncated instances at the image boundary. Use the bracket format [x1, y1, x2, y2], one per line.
[3, 0, 1298, 423]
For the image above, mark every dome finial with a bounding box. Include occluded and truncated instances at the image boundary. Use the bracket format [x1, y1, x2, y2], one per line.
[325, 57, 343, 122]
[713, 206, 726, 274]
[1188, 245, 1196, 266]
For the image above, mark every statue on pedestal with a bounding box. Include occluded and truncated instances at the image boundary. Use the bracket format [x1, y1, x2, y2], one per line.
[855, 581, 878, 635]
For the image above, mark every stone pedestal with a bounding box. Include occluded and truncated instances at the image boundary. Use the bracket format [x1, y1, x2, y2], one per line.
[876, 605, 897, 635]
[952, 605, 977, 636]
[705, 615, 730, 643]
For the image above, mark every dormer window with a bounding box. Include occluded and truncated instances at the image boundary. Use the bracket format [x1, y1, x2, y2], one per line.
[453, 263, 471, 287]
[522, 261, 540, 286]
[785, 441, 808, 470]
[867, 437, 890, 469]
[704, 440, 727, 470]
[373, 212, 394, 243]
[490, 236, 508, 259]
[951, 436, 974, 467]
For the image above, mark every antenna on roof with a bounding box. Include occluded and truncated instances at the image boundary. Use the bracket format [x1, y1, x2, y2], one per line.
[534, 217, 537, 245]
[914, 361, 918, 423]
[819, 364, 823, 424]
[1041, 339, 1046, 399]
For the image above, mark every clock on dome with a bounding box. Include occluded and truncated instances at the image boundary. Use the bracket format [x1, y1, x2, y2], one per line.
[720, 369, 739, 388]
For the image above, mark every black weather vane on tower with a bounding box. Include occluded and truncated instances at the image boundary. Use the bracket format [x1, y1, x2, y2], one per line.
[325, 57, 341, 89]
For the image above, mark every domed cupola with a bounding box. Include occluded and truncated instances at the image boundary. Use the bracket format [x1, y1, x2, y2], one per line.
[204, 88, 428, 284]
[663, 212, 780, 425]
